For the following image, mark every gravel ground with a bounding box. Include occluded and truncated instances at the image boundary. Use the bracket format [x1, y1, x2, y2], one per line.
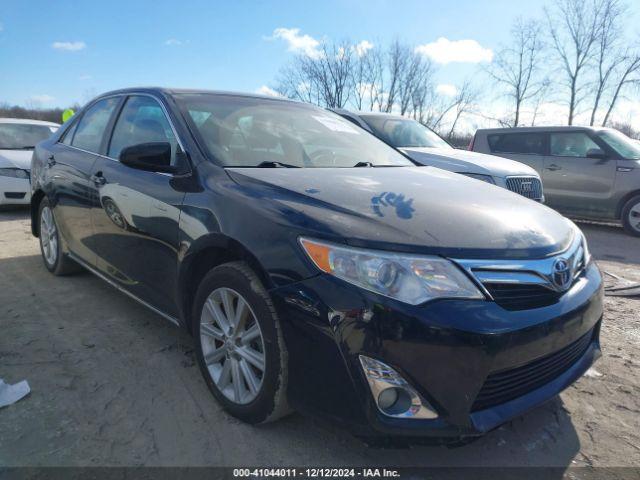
[0, 207, 638, 468]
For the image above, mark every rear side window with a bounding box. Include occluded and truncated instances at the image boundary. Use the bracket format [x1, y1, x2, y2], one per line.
[61, 120, 78, 146]
[488, 133, 545, 155]
[71, 97, 120, 153]
[108, 95, 178, 162]
[550, 132, 600, 157]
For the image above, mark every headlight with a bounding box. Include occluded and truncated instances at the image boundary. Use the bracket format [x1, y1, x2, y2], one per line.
[0, 168, 29, 179]
[299, 237, 484, 305]
[458, 172, 495, 184]
[580, 230, 592, 265]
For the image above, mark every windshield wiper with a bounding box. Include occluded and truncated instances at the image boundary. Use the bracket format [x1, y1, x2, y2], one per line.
[2, 146, 35, 150]
[353, 161, 374, 167]
[256, 161, 300, 168]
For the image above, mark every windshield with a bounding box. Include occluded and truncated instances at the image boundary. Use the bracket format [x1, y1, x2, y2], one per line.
[0, 123, 57, 149]
[175, 94, 413, 168]
[596, 129, 640, 159]
[361, 116, 452, 149]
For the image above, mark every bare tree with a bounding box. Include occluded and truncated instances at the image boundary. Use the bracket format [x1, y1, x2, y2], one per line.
[530, 78, 552, 125]
[445, 82, 480, 139]
[546, 0, 605, 124]
[276, 41, 354, 108]
[352, 45, 385, 111]
[601, 54, 640, 126]
[382, 40, 409, 112]
[398, 52, 434, 116]
[486, 18, 547, 127]
[589, 0, 627, 125]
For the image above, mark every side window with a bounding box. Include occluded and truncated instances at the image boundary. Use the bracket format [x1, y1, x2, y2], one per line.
[71, 97, 120, 153]
[488, 133, 545, 155]
[61, 120, 78, 146]
[108, 96, 178, 163]
[550, 132, 600, 158]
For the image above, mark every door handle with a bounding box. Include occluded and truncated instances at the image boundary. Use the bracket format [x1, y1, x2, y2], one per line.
[47, 154, 56, 167]
[90, 171, 107, 186]
[546, 164, 562, 171]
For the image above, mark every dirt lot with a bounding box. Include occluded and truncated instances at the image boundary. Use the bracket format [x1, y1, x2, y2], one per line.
[0, 207, 638, 469]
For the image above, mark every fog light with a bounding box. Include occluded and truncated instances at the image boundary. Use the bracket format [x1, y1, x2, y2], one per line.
[359, 355, 438, 419]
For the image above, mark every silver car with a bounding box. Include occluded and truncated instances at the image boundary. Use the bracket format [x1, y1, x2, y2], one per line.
[0, 118, 59, 206]
[333, 110, 544, 202]
[471, 126, 640, 236]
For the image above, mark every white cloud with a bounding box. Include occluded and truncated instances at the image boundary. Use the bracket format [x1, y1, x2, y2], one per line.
[256, 85, 281, 97]
[415, 37, 492, 64]
[29, 94, 55, 104]
[79, 74, 92, 81]
[354, 40, 374, 57]
[269, 27, 322, 58]
[436, 84, 458, 97]
[164, 38, 183, 46]
[52, 41, 86, 51]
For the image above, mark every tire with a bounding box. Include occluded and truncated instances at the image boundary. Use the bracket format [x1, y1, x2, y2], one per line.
[193, 261, 290, 424]
[37, 198, 82, 275]
[621, 195, 640, 237]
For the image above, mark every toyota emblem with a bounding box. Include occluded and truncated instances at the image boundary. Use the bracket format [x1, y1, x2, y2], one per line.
[552, 258, 572, 291]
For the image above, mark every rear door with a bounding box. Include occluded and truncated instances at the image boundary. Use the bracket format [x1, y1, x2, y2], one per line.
[543, 131, 617, 218]
[90, 94, 186, 316]
[47, 97, 121, 264]
[485, 131, 546, 174]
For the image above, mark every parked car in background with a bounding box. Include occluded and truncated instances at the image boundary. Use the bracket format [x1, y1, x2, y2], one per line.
[471, 126, 640, 236]
[31, 88, 602, 442]
[332, 109, 544, 202]
[0, 118, 59, 206]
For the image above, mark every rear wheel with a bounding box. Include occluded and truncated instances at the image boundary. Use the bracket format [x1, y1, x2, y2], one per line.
[621, 195, 640, 237]
[38, 198, 82, 275]
[193, 261, 290, 424]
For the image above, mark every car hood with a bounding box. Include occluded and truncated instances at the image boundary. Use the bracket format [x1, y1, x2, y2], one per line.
[227, 166, 574, 259]
[400, 147, 538, 178]
[0, 149, 33, 170]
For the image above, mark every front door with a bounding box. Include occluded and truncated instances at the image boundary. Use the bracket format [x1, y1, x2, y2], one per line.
[48, 97, 121, 264]
[543, 131, 617, 218]
[90, 95, 186, 316]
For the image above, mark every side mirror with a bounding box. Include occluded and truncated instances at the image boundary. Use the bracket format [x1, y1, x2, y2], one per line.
[119, 142, 176, 173]
[586, 148, 607, 160]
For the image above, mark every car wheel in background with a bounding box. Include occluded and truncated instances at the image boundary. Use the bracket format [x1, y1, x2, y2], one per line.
[38, 198, 82, 275]
[193, 261, 290, 424]
[621, 195, 640, 237]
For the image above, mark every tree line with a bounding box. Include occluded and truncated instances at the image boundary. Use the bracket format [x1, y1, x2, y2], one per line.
[273, 0, 640, 139]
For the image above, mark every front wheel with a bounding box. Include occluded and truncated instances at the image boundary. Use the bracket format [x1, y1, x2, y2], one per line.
[621, 195, 640, 237]
[193, 261, 290, 424]
[38, 198, 81, 275]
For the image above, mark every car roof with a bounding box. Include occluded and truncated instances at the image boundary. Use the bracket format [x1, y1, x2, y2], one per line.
[333, 109, 408, 121]
[93, 87, 302, 105]
[0, 118, 60, 127]
[475, 125, 612, 134]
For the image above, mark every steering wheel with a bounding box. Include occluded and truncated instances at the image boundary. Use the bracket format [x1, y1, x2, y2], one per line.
[309, 149, 344, 166]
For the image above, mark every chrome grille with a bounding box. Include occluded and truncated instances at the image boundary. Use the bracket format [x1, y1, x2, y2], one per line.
[454, 232, 588, 311]
[482, 283, 561, 311]
[506, 176, 543, 200]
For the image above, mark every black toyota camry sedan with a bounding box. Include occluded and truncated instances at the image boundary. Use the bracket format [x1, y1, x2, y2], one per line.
[30, 88, 603, 441]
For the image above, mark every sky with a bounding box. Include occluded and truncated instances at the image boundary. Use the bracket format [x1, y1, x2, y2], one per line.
[1, 0, 639, 129]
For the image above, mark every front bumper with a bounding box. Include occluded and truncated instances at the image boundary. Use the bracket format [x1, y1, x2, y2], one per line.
[0, 176, 31, 205]
[272, 261, 603, 439]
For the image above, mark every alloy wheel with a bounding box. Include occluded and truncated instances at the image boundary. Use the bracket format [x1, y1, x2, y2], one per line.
[40, 206, 58, 266]
[200, 287, 265, 405]
[629, 202, 640, 233]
